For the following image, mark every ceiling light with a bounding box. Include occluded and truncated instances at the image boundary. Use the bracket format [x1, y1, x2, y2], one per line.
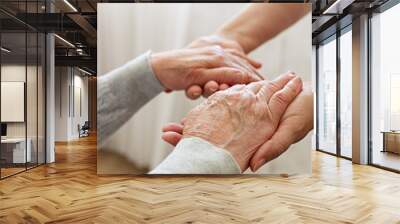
[1, 47, 11, 53]
[54, 34, 75, 48]
[78, 67, 93, 76]
[63, 0, 78, 12]
[323, 0, 354, 15]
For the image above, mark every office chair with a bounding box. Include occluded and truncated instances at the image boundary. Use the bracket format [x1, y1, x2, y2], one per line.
[79, 121, 90, 138]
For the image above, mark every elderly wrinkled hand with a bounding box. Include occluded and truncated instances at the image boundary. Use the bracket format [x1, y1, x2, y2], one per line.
[150, 46, 262, 95]
[162, 81, 313, 172]
[168, 72, 302, 172]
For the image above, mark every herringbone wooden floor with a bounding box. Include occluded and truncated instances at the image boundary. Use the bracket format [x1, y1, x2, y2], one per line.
[1, 135, 400, 224]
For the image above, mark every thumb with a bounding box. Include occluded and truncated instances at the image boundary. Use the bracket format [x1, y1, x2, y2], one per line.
[191, 67, 256, 86]
[162, 132, 183, 146]
[268, 76, 302, 118]
[249, 124, 297, 172]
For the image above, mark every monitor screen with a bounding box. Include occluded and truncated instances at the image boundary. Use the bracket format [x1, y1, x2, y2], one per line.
[1, 123, 7, 137]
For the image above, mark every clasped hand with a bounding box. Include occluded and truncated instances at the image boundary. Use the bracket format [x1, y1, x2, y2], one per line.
[162, 73, 306, 172]
[150, 37, 312, 172]
[150, 45, 262, 98]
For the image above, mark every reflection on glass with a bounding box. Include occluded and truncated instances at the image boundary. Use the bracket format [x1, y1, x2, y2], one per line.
[371, 3, 400, 171]
[318, 38, 337, 154]
[340, 30, 352, 158]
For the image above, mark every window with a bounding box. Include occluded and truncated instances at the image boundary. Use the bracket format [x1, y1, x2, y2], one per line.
[339, 28, 352, 158]
[317, 37, 337, 154]
[370, 2, 400, 171]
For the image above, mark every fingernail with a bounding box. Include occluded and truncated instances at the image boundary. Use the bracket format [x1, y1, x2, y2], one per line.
[193, 90, 201, 96]
[292, 76, 302, 85]
[254, 159, 266, 171]
[210, 86, 218, 92]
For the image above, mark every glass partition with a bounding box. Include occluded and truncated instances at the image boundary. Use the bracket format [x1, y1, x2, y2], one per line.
[1, 30, 28, 177]
[0, 1, 46, 179]
[26, 0, 42, 169]
[27, 31, 38, 169]
[38, 32, 45, 165]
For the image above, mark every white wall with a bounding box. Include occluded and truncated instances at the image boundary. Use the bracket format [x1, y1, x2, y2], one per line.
[55, 67, 89, 141]
[98, 3, 312, 174]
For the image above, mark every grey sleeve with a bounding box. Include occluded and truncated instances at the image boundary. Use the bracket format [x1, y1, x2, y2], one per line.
[98, 51, 164, 143]
[149, 137, 242, 174]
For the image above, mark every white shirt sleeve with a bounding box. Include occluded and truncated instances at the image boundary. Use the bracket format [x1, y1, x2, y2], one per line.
[149, 137, 242, 174]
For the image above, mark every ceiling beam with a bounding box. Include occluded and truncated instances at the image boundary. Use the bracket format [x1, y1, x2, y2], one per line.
[55, 55, 96, 72]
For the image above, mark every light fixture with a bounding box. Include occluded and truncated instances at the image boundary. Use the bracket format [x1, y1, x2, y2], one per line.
[322, 0, 354, 15]
[63, 0, 78, 12]
[1, 47, 11, 53]
[78, 67, 93, 76]
[54, 34, 75, 48]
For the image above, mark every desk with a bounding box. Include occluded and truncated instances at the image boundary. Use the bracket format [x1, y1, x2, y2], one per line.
[381, 131, 400, 154]
[1, 138, 31, 164]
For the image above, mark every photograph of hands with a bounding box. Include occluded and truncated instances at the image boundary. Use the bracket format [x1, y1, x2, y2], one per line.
[97, 3, 313, 174]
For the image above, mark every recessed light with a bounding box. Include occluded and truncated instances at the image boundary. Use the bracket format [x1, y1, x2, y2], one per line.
[1, 47, 11, 53]
[63, 0, 78, 12]
[78, 67, 93, 76]
[54, 34, 75, 48]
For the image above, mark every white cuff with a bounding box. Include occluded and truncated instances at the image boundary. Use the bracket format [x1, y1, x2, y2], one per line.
[149, 137, 241, 174]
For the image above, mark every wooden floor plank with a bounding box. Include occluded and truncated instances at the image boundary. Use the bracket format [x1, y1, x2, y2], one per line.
[0, 135, 399, 223]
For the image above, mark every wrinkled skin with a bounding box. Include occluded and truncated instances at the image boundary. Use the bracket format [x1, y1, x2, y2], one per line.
[151, 46, 262, 92]
[178, 72, 302, 172]
[162, 82, 313, 172]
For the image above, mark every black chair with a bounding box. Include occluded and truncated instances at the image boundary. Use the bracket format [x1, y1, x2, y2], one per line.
[79, 121, 90, 138]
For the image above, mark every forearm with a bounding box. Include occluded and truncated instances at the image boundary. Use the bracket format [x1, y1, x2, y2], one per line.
[217, 3, 310, 53]
[98, 51, 164, 144]
[149, 137, 241, 174]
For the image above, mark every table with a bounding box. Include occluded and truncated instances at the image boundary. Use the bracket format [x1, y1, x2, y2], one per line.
[1, 138, 32, 164]
[381, 131, 400, 154]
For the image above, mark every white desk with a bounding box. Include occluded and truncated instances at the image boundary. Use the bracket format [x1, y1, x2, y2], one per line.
[1, 138, 31, 163]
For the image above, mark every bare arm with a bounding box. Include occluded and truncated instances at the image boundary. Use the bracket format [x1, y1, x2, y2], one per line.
[185, 4, 310, 101]
[216, 3, 310, 53]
